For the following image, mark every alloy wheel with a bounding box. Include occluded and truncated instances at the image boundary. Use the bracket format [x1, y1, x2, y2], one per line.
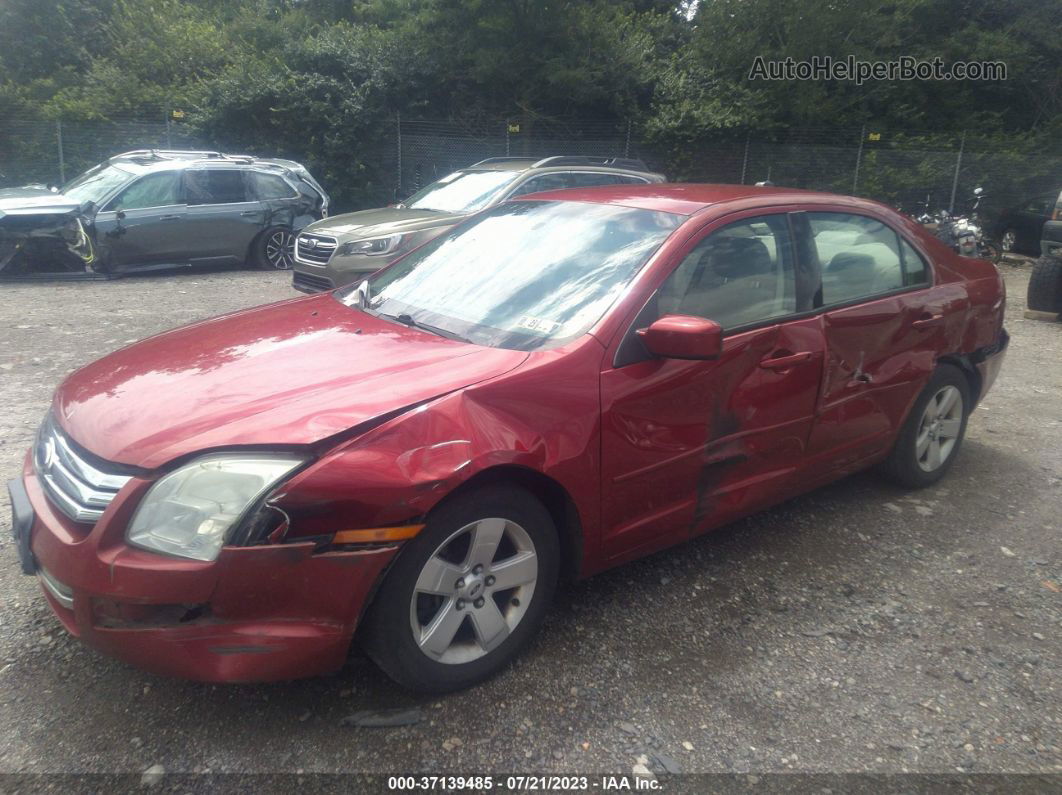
[265, 230, 295, 269]
[409, 518, 538, 665]
[915, 385, 963, 472]
[1001, 229, 1016, 253]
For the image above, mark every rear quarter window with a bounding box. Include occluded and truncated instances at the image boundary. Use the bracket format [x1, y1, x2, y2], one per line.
[254, 172, 298, 200]
[899, 237, 930, 286]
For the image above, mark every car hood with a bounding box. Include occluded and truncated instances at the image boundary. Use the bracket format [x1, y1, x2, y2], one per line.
[305, 207, 465, 241]
[53, 294, 528, 469]
[0, 186, 82, 218]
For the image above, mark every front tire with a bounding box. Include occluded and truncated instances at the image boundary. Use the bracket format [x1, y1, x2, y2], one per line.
[881, 364, 971, 488]
[362, 485, 559, 692]
[253, 226, 295, 270]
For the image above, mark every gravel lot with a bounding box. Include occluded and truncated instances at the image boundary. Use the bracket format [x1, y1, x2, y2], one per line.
[0, 264, 1058, 785]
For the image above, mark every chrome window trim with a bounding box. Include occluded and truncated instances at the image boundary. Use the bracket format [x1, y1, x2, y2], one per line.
[39, 567, 74, 609]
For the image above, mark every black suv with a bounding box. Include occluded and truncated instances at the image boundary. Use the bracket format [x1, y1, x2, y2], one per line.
[0, 150, 329, 278]
[1029, 191, 1062, 314]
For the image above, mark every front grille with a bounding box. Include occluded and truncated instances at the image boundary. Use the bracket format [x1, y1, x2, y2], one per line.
[34, 416, 130, 523]
[295, 233, 337, 266]
[292, 270, 335, 293]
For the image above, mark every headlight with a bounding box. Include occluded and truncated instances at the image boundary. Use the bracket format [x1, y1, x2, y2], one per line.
[126, 454, 305, 562]
[336, 234, 403, 257]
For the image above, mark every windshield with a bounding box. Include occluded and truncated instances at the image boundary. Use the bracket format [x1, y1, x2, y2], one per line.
[337, 200, 682, 351]
[404, 170, 519, 214]
[62, 164, 134, 204]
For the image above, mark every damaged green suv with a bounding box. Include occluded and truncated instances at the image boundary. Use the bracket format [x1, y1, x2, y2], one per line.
[0, 149, 329, 279]
[292, 156, 664, 292]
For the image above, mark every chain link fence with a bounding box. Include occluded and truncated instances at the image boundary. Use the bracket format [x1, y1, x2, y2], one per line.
[397, 116, 635, 197]
[0, 115, 202, 188]
[398, 118, 1062, 225]
[3, 113, 1059, 229]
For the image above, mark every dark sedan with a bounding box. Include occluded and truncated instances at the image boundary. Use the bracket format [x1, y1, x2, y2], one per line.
[995, 189, 1060, 256]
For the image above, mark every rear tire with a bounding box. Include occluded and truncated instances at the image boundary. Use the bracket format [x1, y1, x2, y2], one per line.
[881, 364, 971, 489]
[1027, 256, 1062, 314]
[253, 226, 295, 270]
[362, 484, 559, 693]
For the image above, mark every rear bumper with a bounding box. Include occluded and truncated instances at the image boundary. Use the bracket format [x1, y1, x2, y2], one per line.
[13, 454, 397, 682]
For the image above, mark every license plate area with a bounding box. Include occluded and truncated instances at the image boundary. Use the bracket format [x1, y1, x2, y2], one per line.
[7, 478, 38, 575]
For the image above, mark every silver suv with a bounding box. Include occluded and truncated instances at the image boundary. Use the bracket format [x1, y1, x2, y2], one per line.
[0, 150, 329, 278]
[292, 156, 665, 292]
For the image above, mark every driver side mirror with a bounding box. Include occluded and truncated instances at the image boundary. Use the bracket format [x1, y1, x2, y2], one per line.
[637, 315, 722, 360]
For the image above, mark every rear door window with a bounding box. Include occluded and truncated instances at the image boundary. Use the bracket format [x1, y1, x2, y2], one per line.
[1022, 195, 1053, 216]
[807, 212, 905, 305]
[184, 170, 250, 205]
[568, 172, 620, 188]
[509, 173, 572, 197]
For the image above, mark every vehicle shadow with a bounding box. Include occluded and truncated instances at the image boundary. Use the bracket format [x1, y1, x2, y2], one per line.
[5, 437, 1038, 769]
[0, 260, 256, 284]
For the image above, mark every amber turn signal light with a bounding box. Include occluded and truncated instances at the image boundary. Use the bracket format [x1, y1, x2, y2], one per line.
[332, 524, 425, 544]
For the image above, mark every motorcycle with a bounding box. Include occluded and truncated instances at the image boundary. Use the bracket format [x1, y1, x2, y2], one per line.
[930, 187, 1001, 262]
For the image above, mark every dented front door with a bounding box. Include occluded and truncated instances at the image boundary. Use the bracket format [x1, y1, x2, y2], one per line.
[598, 207, 827, 564]
[599, 319, 825, 563]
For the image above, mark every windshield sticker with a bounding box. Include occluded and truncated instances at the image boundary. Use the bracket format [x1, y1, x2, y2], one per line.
[515, 315, 561, 335]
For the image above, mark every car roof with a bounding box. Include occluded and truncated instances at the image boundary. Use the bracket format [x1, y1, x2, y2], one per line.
[514, 183, 896, 216]
[106, 150, 303, 174]
[463, 156, 659, 176]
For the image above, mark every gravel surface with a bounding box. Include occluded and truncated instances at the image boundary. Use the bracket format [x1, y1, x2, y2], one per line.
[0, 264, 1058, 783]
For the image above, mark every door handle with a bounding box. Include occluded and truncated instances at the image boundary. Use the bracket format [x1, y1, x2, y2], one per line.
[159, 214, 181, 221]
[912, 312, 944, 328]
[759, 351, 813, 370]
[240, 210, 261, 216]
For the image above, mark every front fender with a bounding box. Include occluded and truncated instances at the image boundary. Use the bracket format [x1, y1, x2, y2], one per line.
[270, 339, 606, 566]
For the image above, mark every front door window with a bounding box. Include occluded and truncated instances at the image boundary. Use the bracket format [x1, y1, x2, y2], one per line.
[656, 215, 797, 330]
[107, 172, 182, 211]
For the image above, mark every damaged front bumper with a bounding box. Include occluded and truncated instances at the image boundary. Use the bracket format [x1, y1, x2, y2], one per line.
[0, 208, 102, 280]
[12, 454, 397, 682]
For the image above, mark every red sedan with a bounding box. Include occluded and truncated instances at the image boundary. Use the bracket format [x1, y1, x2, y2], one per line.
[8, 184, 1007, 691]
